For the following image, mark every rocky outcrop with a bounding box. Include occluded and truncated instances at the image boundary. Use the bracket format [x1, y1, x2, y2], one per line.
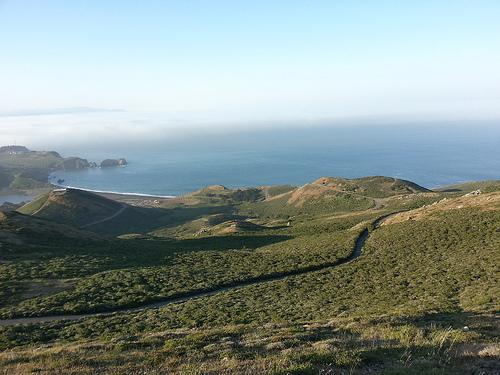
[464, 189, 482, 197]
[58, 157, 90, 170]
[100, 158, 128, 168]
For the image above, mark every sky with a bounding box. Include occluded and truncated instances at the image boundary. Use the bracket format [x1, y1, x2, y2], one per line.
[1, 0, 500, 144]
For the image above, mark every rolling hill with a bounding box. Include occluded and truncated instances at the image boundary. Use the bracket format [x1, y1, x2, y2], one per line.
[437, 179, 500, 193]
[18, 188, 125, 227]
[0, 210, 101, 245]
[238, 176, 432, 218]
[0, 176, 497, 374]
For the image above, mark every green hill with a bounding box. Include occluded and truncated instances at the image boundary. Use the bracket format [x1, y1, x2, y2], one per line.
[18, 188, 125, 227]
[0, 210, 101, 245]
[239, 176, 432, 218]
[18, 188, 187, 236]
[310, 176, 430, 197]
[0, 177, 497, 374]
[437, 179, 500, 193]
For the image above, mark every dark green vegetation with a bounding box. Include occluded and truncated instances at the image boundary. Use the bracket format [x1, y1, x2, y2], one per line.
[0, 210, 101, 246]
[0, 176, 498, 374]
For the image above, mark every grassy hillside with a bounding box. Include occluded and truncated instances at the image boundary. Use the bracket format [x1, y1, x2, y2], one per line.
[18, 189, 125, 227]
[0, 206, 379, 318]
[0, 178, 497, 374]
[310, 176, 430, 197]
[12, 193, 494, 332]
[0, 210, 102, 245]
[238, 176, 431, 219]
[20, 188, 243, 236]
[437, 179, 500, 193]
[0, 151, 61, 194]
[33, 176, 433, 238]
[0, 151, 62, 170]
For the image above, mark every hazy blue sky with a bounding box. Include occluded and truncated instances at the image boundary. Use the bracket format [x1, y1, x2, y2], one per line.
[1, 0, 500, 121]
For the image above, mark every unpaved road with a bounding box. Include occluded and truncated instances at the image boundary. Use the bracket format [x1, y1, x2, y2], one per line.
[80, 204, 127, 228]
[0, 212, 399, 327]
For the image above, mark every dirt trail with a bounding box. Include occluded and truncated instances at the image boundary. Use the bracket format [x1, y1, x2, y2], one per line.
[0, 212, 399, 327]
[80, 204, 127, 228]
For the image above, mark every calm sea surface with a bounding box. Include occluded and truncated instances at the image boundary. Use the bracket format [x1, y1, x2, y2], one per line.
[51, 123, 500, 196]
[0, 195, 34, 205]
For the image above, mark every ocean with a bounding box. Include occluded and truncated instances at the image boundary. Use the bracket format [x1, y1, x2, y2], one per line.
[0, 195, 34, 205]
[49, 122, 500, 196]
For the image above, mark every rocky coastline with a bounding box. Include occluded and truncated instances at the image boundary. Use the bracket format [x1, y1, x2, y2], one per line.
[0, 145, 127, 197]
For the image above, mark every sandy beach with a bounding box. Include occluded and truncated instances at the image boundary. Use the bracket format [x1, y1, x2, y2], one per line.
[51, 185, 176, 207]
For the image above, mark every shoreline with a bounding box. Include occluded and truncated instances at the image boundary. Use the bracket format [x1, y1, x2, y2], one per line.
[50, 184, 176, 200]
[47, 169, 176, 200]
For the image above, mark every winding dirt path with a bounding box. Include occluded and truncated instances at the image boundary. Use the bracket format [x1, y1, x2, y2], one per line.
[80, 204, 127, 228]
[0, 212, 399, 327]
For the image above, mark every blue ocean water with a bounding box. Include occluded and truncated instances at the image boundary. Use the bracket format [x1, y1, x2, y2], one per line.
[0, 195, 34, 205]
[52, 123, 500, 196]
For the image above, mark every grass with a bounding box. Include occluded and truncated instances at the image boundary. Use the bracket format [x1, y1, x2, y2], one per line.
[238, 191, 375, 218]
[0, 152, 62, 170]
[0, 223, 361, 317]
[12, 174, 445, 240]
[18, 189, 124, 227]
[0, 179, 498, 374]
[437, 180, 500, 193]
[0, 313, 496, 374]
[15, 193, 50, 214]
[0, 203, 497, 340]
[310, 176, 430, 198]
[0, 152, 63, 194]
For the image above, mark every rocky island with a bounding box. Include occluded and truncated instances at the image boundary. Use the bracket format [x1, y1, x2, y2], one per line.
[100, 158, 128, 168]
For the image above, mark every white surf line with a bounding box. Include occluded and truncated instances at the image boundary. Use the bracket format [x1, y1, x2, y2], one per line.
[50, 183, 176, 199]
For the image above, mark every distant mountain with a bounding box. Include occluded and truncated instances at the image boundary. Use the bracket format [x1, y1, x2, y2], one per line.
[0, 145, 30, 154]
[0, 107, 124, 117]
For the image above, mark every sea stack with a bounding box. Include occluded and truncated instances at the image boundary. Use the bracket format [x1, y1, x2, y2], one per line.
[100, 158, 128, 168]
